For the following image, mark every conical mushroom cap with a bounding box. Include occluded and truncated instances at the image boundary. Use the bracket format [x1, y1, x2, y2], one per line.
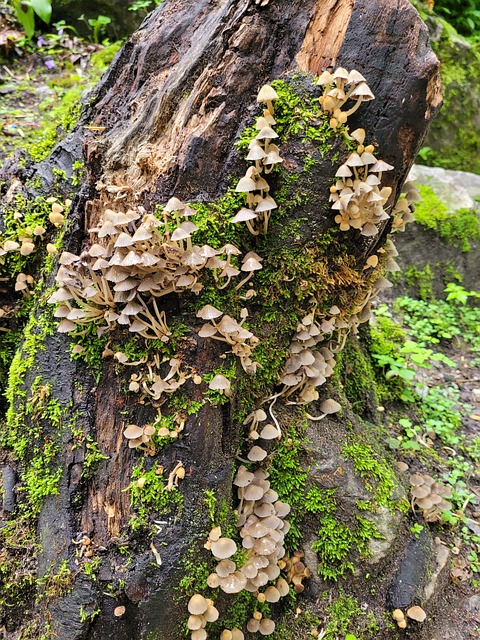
[319, 398, 341, 414]
[257, 85, 279, 103]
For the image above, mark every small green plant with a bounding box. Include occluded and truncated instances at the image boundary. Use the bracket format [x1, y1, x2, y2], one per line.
[129, 0, 162, 11]
[410, 523, 424, 538]
[79, 14, 112, 43]
[10, 0, 52, 38]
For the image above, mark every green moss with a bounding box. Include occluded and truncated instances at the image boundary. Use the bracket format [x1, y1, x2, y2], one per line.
[21, 441, 62, 516]
[28, 91, 82, 162]
[413, 185, 480, 251]
[128, 458, 184, 530]
[368, 315, 411, 402]
[404, 264, 434, 301]
[334, 336, 378, 414]
[89, 42, 122, 74]
[313, 514, 383, 581]
[0, 518, 37, 620]
[323, 592, 379, 639]
[0, 193, 53, 280]
[422, 29, 480, 173]
[342, 441, 397, 509]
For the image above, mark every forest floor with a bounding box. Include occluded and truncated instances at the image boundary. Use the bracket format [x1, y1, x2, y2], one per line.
[375, 290, 480, 638]
[0, 20, 120, 164]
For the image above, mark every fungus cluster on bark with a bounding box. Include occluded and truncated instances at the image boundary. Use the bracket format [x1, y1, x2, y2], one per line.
[40, 68, 418, 637]
[231, 86, 282, 236]
[410, 473, 453, 522]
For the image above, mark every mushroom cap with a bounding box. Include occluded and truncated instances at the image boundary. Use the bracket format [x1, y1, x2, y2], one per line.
[260, 424, 280, 440]
[276, 577, 290, 597]
[257, 85, 279, 103]
[317, 70, 333, 85]
[392, 609, 405, 622]
[256, 126, 278, 140]
[231, 629, 244, 640]
[406, 605, 426, 622]
[196, 304, 222, 320]
[204, 604, 219, 622]
[248, 446, 268, 462]
[211, 537, 237, 559]
[241, 257, 262, 273]
[207, 572, 221, 588]
[255, 196, 278, 213]
[348, 70, 366, 84]
[410, 474, 425, 487]
[319, 398, 341, 414]
[264, 586, 281, 603]
[188, 615, 203, 630]
[209, 374, 231, 391]
[233, 466, 254, 487]
[236, 175, 257, 192]
[220, 571, 247, 594]
[114, 605, 126, 617]
[191, 630, 207, 640]
[216, 559, 236, 578]
[350, 82, 374, 99]
[231, 208, 257, 223]
[188, 594, 208, 615]
[259, 618, 276, 635]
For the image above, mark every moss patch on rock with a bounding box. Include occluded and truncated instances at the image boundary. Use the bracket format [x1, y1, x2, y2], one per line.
[413, 185, 480, 251]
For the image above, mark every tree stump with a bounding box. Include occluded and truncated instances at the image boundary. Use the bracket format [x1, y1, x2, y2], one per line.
[0, 1, 443, 639]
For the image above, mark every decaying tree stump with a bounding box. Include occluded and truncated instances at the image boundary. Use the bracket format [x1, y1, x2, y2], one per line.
[0, 1, 444, 639]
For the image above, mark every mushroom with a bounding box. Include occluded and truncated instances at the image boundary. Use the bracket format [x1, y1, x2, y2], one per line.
[406, 605, 426, 623]
[210, 538, 237, 560]
[188, 594, 208, 615]
[209, 374, 232, 396]
[256, 84, 279, 116]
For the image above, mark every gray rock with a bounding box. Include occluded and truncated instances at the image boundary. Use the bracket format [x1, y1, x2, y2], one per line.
[409, 164, 480, 211]
[2, 465, 17, 512]
[367, 506, 403, 564]
[386, 526, 434, 609]
[424, 541, 449, 601]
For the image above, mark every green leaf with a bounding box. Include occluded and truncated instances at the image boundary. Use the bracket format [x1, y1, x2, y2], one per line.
[14, 3, 35, 38]
[398, 368, 416, 381]
[28, 0, 52, 24]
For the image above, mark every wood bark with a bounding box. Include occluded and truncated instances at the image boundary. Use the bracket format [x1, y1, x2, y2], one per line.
[0, 1, 443, 639]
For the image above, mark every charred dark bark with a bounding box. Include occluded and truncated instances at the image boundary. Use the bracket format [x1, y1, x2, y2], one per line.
[0, 1, 443, 639]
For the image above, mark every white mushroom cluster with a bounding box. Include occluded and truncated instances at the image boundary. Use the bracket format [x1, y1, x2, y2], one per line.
[391, 181, 419, 233]
[330, 129, 394, 237]
[48, 200, 247, 337]
[231, 85, 282, 236]
[0, 197, 67, 273]
[410, 473, 453, 523]
[202, 475, 291, 634]
[278, 302, 369, 407]
[317, 68, 374, 131]
[187, 594, 219, 640]
[197, 305, 259, 375]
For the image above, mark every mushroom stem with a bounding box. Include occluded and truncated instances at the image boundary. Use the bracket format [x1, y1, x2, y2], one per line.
[268, 397, 281, 436]
[343, 97, 364, 118]
[245, 219, 260, 236]
[234, 271, 254, 291]
[305, 412, 327, 421]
